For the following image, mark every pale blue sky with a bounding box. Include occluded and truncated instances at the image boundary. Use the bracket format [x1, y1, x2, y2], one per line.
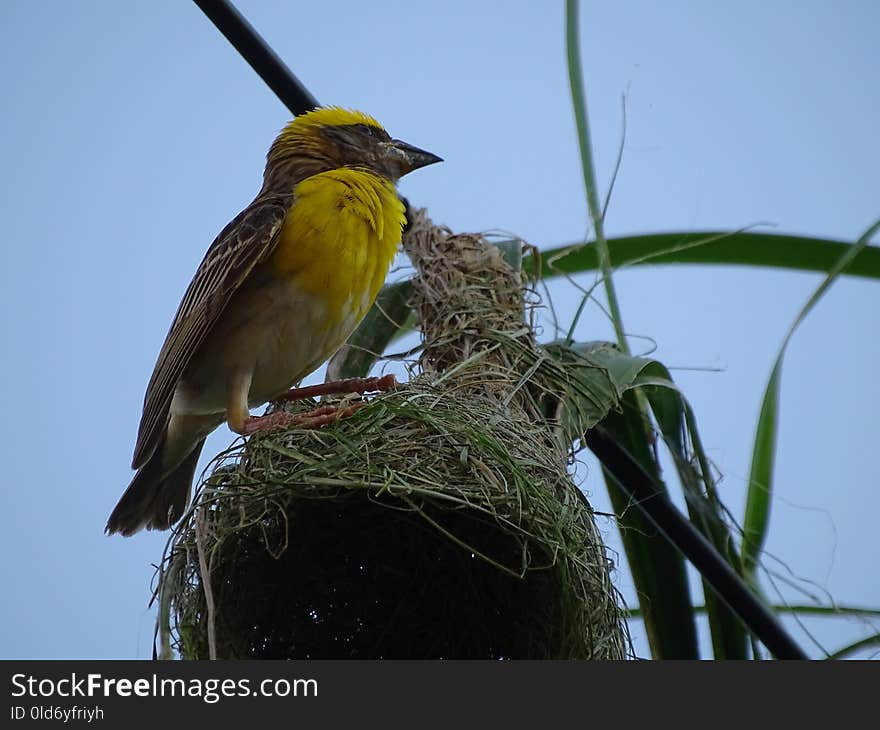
[1, 0, 877, 658]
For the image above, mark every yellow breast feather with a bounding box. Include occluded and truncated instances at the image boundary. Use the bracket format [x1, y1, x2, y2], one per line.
[269, 168, 405, 328]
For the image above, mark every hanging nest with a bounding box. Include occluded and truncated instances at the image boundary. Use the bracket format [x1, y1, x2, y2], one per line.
[156, 211, 627, 660]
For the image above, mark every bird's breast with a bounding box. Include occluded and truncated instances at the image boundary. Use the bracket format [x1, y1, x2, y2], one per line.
[267, 167, 404, 334]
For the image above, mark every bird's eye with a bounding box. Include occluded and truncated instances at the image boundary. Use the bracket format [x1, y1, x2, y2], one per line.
[340, 123, 389, 143]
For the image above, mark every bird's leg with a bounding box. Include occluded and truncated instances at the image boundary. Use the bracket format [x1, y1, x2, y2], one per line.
[227, 370, 298, 435]
[233, 375, 395, 435]
[273, 373, 397, 402]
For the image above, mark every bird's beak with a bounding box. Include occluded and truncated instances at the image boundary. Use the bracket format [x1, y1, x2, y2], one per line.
[386, 139, 443, 178]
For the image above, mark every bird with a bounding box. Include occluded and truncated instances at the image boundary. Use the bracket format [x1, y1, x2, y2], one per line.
[106, 107, 441, 536]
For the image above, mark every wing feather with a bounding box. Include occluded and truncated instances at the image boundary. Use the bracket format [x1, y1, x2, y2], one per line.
[131, 193, 292, 468]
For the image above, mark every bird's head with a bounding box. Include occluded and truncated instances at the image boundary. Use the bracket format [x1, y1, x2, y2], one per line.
[264, 107, 442, 189]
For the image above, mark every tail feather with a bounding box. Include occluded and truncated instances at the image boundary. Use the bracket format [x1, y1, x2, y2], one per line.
[106, 439, 206, 537]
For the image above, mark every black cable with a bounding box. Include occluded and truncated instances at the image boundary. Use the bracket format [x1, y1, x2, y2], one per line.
[193, 0, 319, 115]
[584, 425, 808, 660]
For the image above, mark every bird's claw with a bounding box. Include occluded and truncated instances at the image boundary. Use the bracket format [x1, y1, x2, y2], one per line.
[241, 403, 368, 435]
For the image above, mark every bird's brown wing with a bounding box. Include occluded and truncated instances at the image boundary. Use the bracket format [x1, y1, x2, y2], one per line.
[132, 192, 293, 469]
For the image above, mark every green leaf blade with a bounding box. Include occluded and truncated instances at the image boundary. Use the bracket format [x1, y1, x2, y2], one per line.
[742, 218, 880, 581]
[741, 360, 781, 578]
[600, 397, 700, 658]
[526, 231, 880, 281]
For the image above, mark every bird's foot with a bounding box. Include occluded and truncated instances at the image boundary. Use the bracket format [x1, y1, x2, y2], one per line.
[272, 374, 396, 403]
[244, 374, 394, 434]
[241, 403, 368, 435]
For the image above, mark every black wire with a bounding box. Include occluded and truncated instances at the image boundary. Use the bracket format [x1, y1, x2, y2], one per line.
[584, 426, 808, 660]
[193, 0, 319, 115]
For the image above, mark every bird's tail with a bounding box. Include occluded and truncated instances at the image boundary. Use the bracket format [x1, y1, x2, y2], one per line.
[106, 438, 206, 537]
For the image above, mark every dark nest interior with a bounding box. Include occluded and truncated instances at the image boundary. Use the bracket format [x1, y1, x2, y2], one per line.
[155, 212, 628, 660]
[186, 490, 568, 659]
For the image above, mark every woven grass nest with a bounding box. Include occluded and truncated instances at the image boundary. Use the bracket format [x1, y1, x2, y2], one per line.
[156, 212, 627, 660]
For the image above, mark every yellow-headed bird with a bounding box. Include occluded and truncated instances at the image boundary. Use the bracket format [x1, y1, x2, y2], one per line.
[107, 107, 441, 536]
